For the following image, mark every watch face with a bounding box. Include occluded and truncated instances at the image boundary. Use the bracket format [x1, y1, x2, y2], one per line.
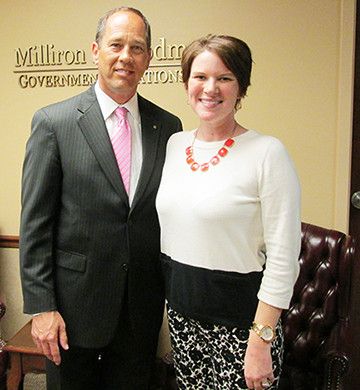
[262, 326, 275, 341]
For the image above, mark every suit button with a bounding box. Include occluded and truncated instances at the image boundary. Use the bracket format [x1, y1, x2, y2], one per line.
[128, 220, 133, 226]
[122, 263, 129, 270]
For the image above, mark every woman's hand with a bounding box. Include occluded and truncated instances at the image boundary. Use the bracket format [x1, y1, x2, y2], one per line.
[244, 330, 274, 390]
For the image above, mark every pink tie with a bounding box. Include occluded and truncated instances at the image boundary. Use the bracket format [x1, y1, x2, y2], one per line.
[112, 107, 131, 195]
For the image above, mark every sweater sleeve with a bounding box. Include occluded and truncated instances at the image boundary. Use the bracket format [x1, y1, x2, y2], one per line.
[257, 137, 301, 309]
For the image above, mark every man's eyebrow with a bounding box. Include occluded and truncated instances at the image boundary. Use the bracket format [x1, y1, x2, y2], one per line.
[132, 37, 147, 46]
[110, 36, 146, 44]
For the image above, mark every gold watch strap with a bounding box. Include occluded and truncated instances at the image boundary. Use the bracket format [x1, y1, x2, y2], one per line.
[250, 322, 276, 342]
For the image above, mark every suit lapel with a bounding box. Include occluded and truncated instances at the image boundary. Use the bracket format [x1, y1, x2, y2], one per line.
[77, 86, 129, 207]
[131, 95, 161, 208]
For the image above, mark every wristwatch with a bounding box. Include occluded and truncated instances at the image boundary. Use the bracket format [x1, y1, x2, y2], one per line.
[250, 322, 276, 343]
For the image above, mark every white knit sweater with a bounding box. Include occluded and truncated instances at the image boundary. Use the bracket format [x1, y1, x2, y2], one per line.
[156, 129, 301, 310]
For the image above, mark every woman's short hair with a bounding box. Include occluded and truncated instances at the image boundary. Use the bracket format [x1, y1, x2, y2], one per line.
[181, 35, 253, 110]
[95, 7, 151, 51]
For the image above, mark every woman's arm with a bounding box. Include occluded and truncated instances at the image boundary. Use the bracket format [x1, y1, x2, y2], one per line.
[244, 300, 282, 390]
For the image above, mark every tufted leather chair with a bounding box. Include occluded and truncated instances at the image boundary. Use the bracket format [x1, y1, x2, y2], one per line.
[0, 293, 7, 390]
[278, 222, 356, 390]
[156, 222, 356, 390]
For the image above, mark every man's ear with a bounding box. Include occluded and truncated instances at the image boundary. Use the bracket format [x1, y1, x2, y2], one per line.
[146, 49, 152, 69]
[92, 41, 99, 65]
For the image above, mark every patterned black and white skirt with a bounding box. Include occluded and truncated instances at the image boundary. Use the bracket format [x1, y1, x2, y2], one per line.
[167, 305, 284, 390]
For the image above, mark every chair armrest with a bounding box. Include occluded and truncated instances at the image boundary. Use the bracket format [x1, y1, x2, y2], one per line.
[0, 290, 6, 321]
[323, 353, 349, 390]
[318, 322, 351, 390]
[0, 290, 7, 385]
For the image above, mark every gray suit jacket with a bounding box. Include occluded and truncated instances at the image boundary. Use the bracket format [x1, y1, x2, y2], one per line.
[19, 85, 182, 349]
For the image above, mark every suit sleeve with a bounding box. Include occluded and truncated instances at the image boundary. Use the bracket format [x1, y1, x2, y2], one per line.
[20, 108, 62, 314]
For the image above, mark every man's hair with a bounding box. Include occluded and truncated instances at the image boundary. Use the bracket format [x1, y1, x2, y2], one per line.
[95, 7, 151, 50]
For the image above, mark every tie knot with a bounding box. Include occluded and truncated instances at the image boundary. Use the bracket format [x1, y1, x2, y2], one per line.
[115, 106, 128, 120]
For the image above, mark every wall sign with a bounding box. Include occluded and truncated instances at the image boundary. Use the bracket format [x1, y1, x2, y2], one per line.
[14, 38, 184, 89]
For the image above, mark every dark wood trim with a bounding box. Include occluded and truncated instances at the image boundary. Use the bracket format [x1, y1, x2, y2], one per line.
[350, 0, 360, 233]
[344, 1, 360, 388]
[0, 235, 19, 248]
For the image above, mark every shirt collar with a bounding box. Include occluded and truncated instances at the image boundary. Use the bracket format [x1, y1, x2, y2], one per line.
[94, 81, 140, 123]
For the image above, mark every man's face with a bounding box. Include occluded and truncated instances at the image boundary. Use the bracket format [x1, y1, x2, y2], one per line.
[92, 11, 151, 104]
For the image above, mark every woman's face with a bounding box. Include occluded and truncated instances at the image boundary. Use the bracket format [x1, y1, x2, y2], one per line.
[186, 50, 241, 126]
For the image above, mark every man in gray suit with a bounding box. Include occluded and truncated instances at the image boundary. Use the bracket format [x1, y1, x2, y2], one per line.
[19, 7, 182, 390]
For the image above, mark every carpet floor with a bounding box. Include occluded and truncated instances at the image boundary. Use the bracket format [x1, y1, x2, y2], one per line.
[24, 373, 46, 390]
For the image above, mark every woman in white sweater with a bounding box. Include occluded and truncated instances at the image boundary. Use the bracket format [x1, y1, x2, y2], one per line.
[156, 35, 301, 390]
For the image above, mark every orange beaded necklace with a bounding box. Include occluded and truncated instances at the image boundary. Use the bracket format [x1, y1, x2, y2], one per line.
[185, 123, 237, 172]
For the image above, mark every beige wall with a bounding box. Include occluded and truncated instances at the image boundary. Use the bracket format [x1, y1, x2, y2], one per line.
[0, 0, 356, 345]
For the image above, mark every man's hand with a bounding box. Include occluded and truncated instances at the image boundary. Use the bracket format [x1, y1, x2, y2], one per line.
[31, 311, 69, 365]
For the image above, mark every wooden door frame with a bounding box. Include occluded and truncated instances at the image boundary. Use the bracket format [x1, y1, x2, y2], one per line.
[345, 0, 360, 388]
[350, 3, 360, 224]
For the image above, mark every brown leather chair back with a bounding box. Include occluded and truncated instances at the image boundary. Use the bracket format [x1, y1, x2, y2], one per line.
[279, 222, 356, 390]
